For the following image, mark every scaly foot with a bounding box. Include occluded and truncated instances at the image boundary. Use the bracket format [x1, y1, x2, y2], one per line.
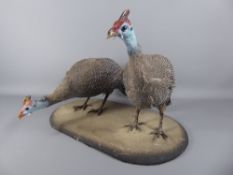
[124, 122, 145, 131]
[150, 128, 167, 140]
[73, 103, 91, 111]
[88, 107, 104, 115]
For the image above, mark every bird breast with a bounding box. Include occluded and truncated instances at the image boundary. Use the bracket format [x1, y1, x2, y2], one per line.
[123, 54, 175, 108]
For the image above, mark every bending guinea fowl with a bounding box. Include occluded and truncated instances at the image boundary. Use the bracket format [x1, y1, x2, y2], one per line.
[18, 58, 125, 119]
[107, 9, 175, 139]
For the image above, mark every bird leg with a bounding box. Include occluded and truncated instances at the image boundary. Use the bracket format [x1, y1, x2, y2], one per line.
[150, 104, 167, 139]
[73, 97, 91, 111]
[125, 107, 144, 131]
[88, 93, 109, 115]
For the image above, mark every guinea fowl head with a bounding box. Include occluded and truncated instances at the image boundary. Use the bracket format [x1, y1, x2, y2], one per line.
[17, 96, 33, 120]
[107, 9, 132, 39]
[17, 96, 49, 120]
[107, 9, 140, 55]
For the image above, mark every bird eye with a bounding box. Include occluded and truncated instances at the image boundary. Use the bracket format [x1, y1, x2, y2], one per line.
[25, 107, 29, 111]
[121, 25, 128, 32]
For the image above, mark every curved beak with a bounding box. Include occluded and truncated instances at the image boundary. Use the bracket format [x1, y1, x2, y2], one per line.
[17, 111, 25, 120]
[107, 28, 118, 39]
[17, 96, 33, 120]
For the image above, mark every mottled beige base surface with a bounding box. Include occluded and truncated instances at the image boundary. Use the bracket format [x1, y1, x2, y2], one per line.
[50, 99, 188, 165]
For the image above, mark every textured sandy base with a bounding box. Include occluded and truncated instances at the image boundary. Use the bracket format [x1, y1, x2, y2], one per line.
[50, 99, 188, 165]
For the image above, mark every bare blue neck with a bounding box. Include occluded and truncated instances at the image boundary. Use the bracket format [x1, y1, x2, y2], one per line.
[123, 29, 141, 55]
[31, 98, 49, 113]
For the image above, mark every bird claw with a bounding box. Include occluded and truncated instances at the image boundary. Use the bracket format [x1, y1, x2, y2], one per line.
[150, 128, 167, 140]
[88, 108, 104, 115]
[73, 104, 91, 111]
[124, 122, 144, 131]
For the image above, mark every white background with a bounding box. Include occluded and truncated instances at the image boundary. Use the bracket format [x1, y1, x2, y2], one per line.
[1, 1, 233, 175]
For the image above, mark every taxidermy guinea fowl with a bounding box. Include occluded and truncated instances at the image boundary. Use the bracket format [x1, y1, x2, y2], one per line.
[18, 58, 125, 119]
[107, 9, 175, 139]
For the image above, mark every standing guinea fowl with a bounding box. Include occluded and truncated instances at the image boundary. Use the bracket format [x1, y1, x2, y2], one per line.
[18, 58, 125, 119]
[107, 9, 175, 139]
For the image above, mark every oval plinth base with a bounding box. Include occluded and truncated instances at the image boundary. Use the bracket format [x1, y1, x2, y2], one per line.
[50, 99, 188, 165]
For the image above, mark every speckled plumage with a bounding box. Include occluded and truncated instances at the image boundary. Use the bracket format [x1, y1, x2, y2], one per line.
[46, 58, 124, 104]
[107, 9, 175, 137]
[18, 58, 125, 119]
[123, 53, 175, 109]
